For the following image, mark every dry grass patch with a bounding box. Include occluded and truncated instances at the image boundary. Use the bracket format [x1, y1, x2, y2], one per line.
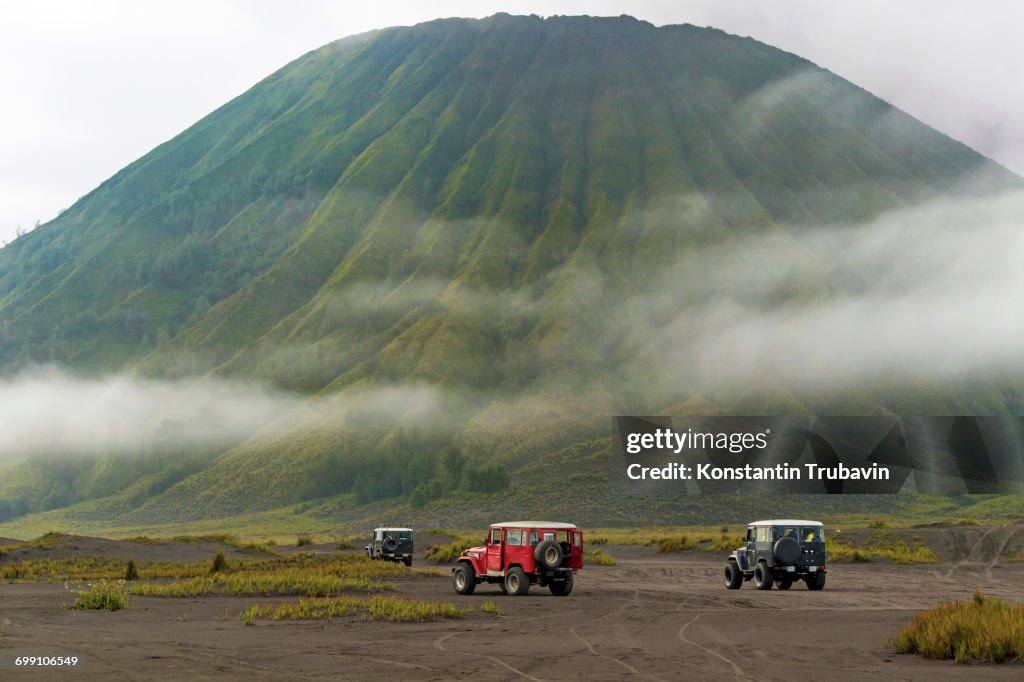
[241, 596, 465, 624]
[128, 571, 390, 598]
[826, 535, 937, 564]
[889, 591, 1024, 663]
[1, 556, 211, 582]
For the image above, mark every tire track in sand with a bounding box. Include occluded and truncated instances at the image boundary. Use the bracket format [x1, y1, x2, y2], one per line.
[434, 629, 545, 681]
[569, 589, 670, 681]
[677, 612, 752, 681]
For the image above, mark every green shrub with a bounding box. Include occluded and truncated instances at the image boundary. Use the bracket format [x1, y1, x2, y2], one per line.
[889, 592, 1024, 663]
[74, 580, 129, 611]
[868, 519, 889, 529]
[297, 536, 313, 547]
[209, 551, 230, 574]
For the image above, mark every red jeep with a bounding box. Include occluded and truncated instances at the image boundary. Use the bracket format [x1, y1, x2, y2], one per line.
[451, 521, 583, 596]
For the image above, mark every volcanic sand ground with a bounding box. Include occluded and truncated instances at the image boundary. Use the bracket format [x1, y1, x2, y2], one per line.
[2, 528, 1023, 681]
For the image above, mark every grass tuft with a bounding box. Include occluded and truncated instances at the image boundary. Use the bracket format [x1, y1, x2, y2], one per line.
[889, 591, 1024, 663]
[74, 580, 129, 611]
[124, 558, 139, 581]
[479, 600, 502, 615]
[585, 548, 617, 566]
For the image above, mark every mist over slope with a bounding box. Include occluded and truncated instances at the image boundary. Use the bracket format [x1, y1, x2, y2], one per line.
[0, 14, 1020, 527]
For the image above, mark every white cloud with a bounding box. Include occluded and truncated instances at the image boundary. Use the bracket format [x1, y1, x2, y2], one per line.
[0, 367, 443, 458]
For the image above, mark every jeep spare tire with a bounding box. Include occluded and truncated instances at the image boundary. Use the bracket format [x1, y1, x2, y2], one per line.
[534, 540, 564, 570]
[773, 536, 800, 565]
[383, 537, 398, 552]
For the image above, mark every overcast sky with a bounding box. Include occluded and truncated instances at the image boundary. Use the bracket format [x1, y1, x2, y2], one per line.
[1, 1, 1021, 246]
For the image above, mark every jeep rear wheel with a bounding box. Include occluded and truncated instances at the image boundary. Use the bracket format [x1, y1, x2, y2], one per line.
[534, 540, 564, 570]
[453, 563, 476, 595]
[805, 572, 826, 591]
[753, 562, 774, 590]
[549, 573, 574, 596]
[505, 567, 530, 595]
[403, 556, 412, 567]
[777, 575, 793, 590]
[724, 562, 743, 589]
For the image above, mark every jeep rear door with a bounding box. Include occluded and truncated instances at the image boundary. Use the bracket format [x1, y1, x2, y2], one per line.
[568, 530, 583, 569]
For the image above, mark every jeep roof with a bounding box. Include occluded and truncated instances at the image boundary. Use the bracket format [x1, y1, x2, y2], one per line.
[373, 527, 413, 532]
[490, 521, 577, 529]
[748, 519, 823, 527]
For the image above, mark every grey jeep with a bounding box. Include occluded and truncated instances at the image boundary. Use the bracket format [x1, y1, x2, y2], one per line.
[366, 527, 414, 566]
[724, 519, 827, 590]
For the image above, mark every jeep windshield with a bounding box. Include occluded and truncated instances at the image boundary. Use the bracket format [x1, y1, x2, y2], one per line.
[773, 526, 824, 544]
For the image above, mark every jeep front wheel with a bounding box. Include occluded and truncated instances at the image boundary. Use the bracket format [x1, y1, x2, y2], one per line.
[453, 563, 476, 595]
[805, 572, 826, 591]
[549, 573, 574, 596]
[504, 567, 530, 595]
[724, 562, 743, 589]
[753, 562, 774, 590]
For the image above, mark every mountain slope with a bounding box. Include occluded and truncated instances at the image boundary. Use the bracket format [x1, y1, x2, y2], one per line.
[0, 14, 1020, 526]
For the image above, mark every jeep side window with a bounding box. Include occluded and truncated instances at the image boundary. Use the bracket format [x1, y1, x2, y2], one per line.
[529, 531, 539, 546]
[543, 532, 554, 541]
[572, 532, 580, 547]
[746, 527, 754, 541]
[756, 527, 769, 543]
[490, 528, 502, 545]
[507, 530, 524, 546]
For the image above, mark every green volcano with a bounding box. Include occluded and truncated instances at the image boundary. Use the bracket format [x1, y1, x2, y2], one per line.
[0, 15, 1019, 531]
